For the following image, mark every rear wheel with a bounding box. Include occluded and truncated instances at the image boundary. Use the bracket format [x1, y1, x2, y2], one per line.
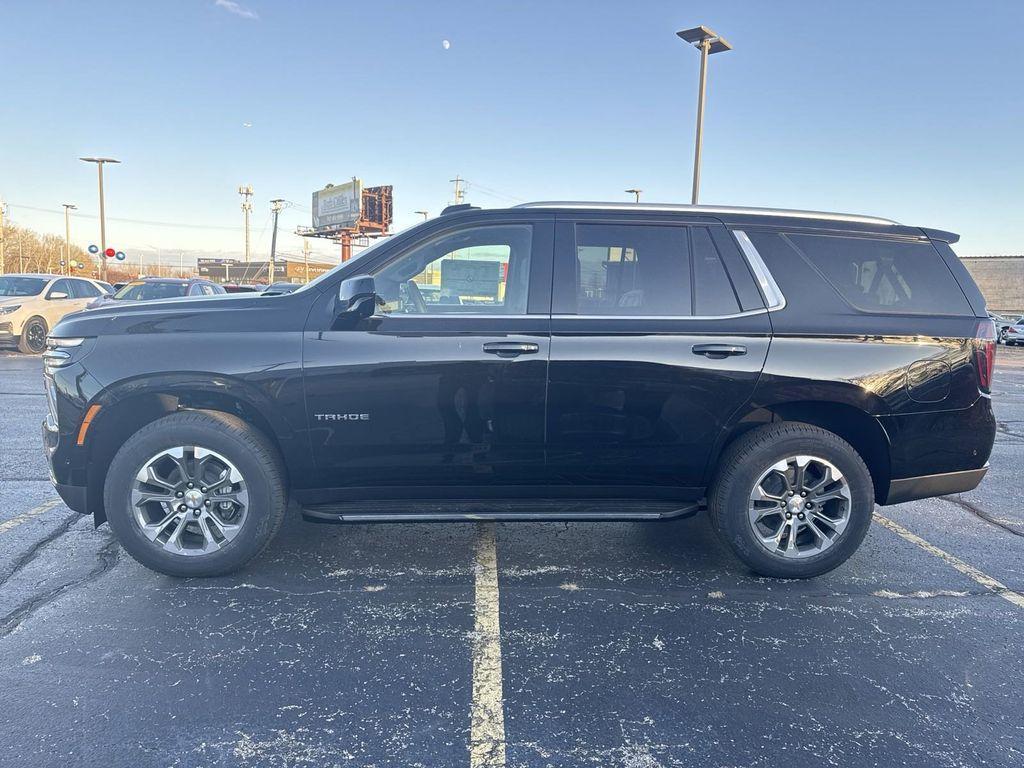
[104, 411, 286, 577]
[18, 316, 47, 354]
[709, 423, 874, 579]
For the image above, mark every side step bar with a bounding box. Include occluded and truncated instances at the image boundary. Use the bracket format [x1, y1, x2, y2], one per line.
[302, 499, 702, 524]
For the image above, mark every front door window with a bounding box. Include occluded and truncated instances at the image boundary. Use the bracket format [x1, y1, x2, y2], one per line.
[374, 225, 533, 315]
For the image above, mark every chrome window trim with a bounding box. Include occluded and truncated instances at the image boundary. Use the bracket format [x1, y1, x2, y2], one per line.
[552, 309, 768, 321]
[373, 313, 543, 320]
[513, 201, 899, 226]
[732, 230, 786, 311]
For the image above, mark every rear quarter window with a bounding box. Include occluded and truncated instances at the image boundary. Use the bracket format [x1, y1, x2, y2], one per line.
[782, 233, 973, 316]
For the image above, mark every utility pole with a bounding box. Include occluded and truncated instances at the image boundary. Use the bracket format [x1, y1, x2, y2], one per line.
[625, 188, 643, 203]
[79, 157, 120, 280]
[449, 175, 465, 205]
[676, 27, 732, 204]
[0, 199, 6, 275]
[269, 199, 285, 284]
[17, 230, 25, 273]
[302, 237, 311, 282]
[63, 204, 77, 276]
[238, 185, 253, 261]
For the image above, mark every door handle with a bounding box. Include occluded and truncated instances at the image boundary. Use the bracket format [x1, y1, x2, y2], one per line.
[692, 343, 747, 359]
[483, 341, 540, 357]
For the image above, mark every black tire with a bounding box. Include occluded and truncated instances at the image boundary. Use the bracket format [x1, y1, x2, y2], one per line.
[17, 316, 48, 354]
[709, 422, 874, 579]
[103, 410, 287, 577]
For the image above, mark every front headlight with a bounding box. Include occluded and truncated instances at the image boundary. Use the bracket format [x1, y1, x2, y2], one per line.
[42, 337, 90, 370]
[47, 337, 86, 347]
[0, 304, 22, 315]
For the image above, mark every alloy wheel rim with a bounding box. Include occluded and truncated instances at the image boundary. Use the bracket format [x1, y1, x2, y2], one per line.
[26, 322, 46, 353]
[747, 454, 852, 560]
[130, 445, 249, 556]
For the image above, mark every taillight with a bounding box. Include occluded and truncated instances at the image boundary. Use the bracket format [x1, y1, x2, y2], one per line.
[974, 319, 996, 393]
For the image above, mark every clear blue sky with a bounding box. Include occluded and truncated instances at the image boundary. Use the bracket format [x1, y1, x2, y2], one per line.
[1, 0, 1022, 262]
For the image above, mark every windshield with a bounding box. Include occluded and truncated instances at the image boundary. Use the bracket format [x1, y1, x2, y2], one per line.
[114, 282, 189, 301]
[0, 276, 47, 297]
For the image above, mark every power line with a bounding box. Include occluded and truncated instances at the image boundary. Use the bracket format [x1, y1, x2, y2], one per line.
[7, 202, 247, 232]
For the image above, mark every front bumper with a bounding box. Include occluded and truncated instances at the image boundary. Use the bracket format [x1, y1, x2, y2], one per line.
[0, 322, 14, 346]
[42, 420, 88, 513]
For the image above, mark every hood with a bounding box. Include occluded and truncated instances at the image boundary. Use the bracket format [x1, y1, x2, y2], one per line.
[51, 289, 308, 340]
[0, 296, 31, 308]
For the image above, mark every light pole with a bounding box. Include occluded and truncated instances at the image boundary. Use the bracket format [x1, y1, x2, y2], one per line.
[62, 204, 77, 276]
[625, 188, 643, 203]
[0, 199, 7, 275]
[79, 157, 120, 279]
[239, 185, 253, 261]
[415, 210, 429, 221]
[269, 199, 285, 284]
[676, 26, 732, 204]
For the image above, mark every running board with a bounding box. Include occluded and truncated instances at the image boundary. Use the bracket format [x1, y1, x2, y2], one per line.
[302, 498, 702, 524]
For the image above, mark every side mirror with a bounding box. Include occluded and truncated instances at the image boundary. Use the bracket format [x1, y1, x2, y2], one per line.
[337, 275, 378, 318]
[48, 291, 69, 300]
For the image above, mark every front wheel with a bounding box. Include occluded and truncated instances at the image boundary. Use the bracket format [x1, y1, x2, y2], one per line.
[18, 316, 48, 354]
[709, 423, 874, 579]
[104, 411, 286, 577]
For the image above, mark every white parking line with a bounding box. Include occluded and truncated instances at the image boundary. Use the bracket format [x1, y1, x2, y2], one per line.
[873, 512, 1024, 610]
[0, 499, 64, 534]
[470, 522, 506, 768]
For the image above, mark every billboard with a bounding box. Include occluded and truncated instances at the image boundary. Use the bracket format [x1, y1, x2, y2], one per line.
[312, 180, 362, 229]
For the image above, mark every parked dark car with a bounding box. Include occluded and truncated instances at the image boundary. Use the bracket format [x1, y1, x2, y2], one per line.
[43, 202, 996, 579]
[87, 277, 226, 308]
[262, 281, 301, 295]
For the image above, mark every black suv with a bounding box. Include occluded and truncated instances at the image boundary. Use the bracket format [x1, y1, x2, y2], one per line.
[42, 203, 996, 578]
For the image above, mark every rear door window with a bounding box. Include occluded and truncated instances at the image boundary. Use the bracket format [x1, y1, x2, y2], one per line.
[692, 227, 742, 315]
[575, 224, 691, 315]
[784, 233, 972, 315]
[69, 279, 102, 298]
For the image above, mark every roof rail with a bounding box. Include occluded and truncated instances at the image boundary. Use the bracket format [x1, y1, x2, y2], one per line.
[440, 203, 481, 216]
[512, 201, 900, 226]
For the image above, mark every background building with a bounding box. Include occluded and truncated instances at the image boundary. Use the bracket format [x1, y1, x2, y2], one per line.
[195, 258, 338, 285]
[959, 255, 1024, 316]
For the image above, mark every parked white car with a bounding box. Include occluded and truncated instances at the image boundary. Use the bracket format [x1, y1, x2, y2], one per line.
[0, 274, 113, 354]
[1001, 318, 1024, 346]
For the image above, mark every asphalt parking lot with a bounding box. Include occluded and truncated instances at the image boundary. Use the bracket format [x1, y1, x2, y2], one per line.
[0, 349, 1022, 768]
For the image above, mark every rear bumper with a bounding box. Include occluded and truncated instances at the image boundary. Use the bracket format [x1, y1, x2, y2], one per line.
[882, 465, 988, 505]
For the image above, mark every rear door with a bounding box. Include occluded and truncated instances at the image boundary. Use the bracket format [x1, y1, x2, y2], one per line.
[68, 278, 103, 311]
[302, 213, 554, 493]
[547, 213, 772, 493]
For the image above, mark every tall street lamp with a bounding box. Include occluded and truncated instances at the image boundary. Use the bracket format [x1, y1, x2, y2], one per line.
[79, 157, 120, 279]
[62, 204, 77, 276]
[676, 26, 732, 204]
[625, 188, 643, 203]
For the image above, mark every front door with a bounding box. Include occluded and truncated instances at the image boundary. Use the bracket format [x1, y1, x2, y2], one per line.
[303, 215, 554, 495]
[546, 215, 772, 496]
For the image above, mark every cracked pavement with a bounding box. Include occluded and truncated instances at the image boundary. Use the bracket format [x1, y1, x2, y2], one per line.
[0, 348, 1022, 767]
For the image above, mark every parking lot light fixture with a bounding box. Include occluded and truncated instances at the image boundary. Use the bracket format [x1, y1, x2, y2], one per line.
[625, 189, 643, 203]
[676, 25, 732, 204]
[79, 157, 120, 280]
